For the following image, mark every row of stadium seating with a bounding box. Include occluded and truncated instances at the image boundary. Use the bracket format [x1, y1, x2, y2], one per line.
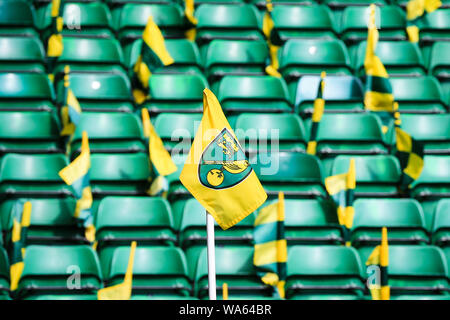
[0, 243, 449, 300]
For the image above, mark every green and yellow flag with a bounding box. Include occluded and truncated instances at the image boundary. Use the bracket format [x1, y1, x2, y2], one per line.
[263, 0, 282, 78]
[180, 88, 267, 230]
[131, 17, 174, 104]
[406, 0, 442, 42]
[175, 0, 198, 40]
[59, 131, 95, 243]
[325, 158, 356, 245]
[306, 71, 326, 155]
[364, 4, 395, 133]
[10, 201, 32, 291]
[366, 227, 390, 300]
[253, 192, 287, 299]
[98, 241, 137, 300]
[141, 108, 178, 196]
[60, 66, 82, 136]
[47, 0, 64, 74]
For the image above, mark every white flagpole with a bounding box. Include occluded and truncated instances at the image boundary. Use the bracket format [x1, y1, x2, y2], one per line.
[206, 211, 217, 300]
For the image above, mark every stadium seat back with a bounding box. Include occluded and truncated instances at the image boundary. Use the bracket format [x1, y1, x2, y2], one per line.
[432, 199, 450, 246]
[411, 155, 450, 200]
[0, 0, 37, 37]
[0, 36, 45, 73]
[428, 41, 450, 80]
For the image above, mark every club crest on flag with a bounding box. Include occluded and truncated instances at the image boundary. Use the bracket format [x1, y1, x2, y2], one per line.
[199, 128, 252, 190]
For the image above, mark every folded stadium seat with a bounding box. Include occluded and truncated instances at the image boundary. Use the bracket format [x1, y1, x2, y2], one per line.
[179, 198, 255, 279]
[249, 0, 315, 9]
[283, 198, 344, 245]
[390, 76, 447, 114]
[234, 113, 307, 154]
[55, 73, 134, 112]
[354, 41, 426, 77]
[153, 113, 202, 153]
[216, 75, 292, 115]
[0, 248, 10, 300]
[432, 199, 450, 247]
[0, 73, 56, 112]
[142, 73, 208, 114]
[321, 0, 388, 10]
[278, 39, 352, 91]
[0, 154, 72, 200]
[428, 42, 450, 82]
[103, 246, 191, 299]
[124, 39, 203, 75]
[294, 75, 364, 115]
[271, 5, 337, 43]
[331, 155, 402, 198]
[196, 0, 245, 4]
[52, 37, 127, 80]
[104, 0, 174, 6]
[410, 156, 450, 230]
[0, 111, 62, 158]
[286, 246, 365, 300]
[400, 114, 450, 155]
[0, 36, 45, 73]
[250, 152, 327, 199]
[351, 199, 429, 248]
[15, 245, 102, 300]
[195, 246, 274, 299]
[37, 2, 114, 39]
[114, 3, 185, 45]
[68, 112, 145, 159]
[194, 4, 265, 47]
[0, 0, 38, 37]
[339, 5, 406, 47]
[89, 153, 151, 197]
[203, 40, 269, 84]
[305, 113, 388, 175]
[358, 245, 450, 299]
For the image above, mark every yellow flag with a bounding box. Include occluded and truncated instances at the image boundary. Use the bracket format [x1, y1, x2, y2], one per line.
[180, 89, 267, 230]
[98, 241, 137, 300]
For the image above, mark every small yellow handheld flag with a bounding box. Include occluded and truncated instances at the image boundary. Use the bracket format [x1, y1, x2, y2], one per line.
[98, 241, 137, 300]
[180, 89, 267, 230]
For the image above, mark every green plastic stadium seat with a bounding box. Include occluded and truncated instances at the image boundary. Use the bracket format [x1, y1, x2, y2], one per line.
[69, 112, 145, 158]
[37, 2, 114, 39]
[428, 42, 450, 80]
[53, 38, 126, 78]
[400, 114, 450, 154]
[271, 5, 337, 42]
[179, 198, 255, 279]
[294, 75, 364, 115]
[195, 4, 264, 46]
[166, 152, 190, 201]
[279, 39, 352, 88]
[413, 9, 450, 43]
[23, 294, 98, 300]
[286, 246, 365, 300]
[331, 155, 402, 198]
[0, 73, 56, 112]
[283, 198, 344, 245]
[322, 0, 388, 9]
[114, 4, 185, 44]
[0, 111, 62, 155]
[104, 0, 173, 6]
[340, 5, 406, 45]
[248, 0, 314, 9]
[359, 245, 449, 298]
[0, 0, 37, 37]
[390, 76, 447, 113]
[0, 36, 45, 73]
[432, 199, 450, 247]
[0, 154, 71, 199]
[153, 113, 202, 152]
[351, 199, 428, 247]
[144, 73, 208, 113]
[124, 39, 203, 75]
[354, 41, 426, 77]
[217, 75, 292, 114]
[0, 248, 9, 300]
[234, 113, 307, 153]
[197, 0, 245, 4]
[195, 246, 271, 299]
[411, 156, 450, 200]
[56, 72, 134, 112]
[204, 40, 269, 83]
[250, 152, 326, 198]
[104, 246, 191, 297]
[90, 153, 151, 196]
[15, 245, 102, 299]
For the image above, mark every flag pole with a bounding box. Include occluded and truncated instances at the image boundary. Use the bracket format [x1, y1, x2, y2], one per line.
[206, 211, 217, 300]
